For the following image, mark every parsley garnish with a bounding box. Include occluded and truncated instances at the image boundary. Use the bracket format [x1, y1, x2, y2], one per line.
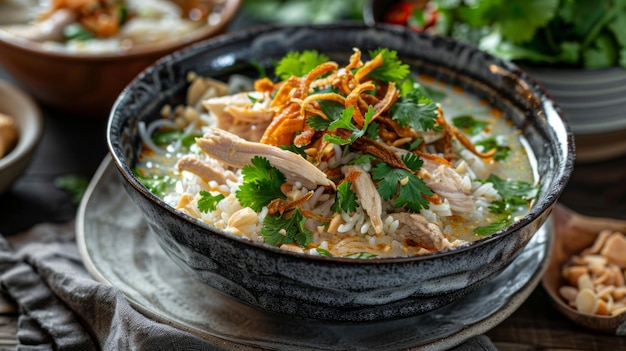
[262, 207, 312, 247]
[198, 191, 225, 213]
[452, 115, 488, 136]
[372, 153, 432, 212]
[331, 181, 358, 213]
[275, 50, 330, 80]
[236, 156, 286, 211]
[367, 48, 410, 83]
[474, 219, 510, 236]
[315, 248, 333, 257]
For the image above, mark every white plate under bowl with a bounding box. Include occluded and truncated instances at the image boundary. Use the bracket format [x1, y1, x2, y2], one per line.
[77, 156, 554, 350]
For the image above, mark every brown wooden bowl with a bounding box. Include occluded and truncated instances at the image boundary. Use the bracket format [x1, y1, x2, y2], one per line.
[542, 204, 626, 335]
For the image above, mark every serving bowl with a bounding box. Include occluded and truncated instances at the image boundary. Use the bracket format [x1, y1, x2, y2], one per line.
[0, 79, 43, 194]
[0, 0, 241, 119]
[542, 204, 626, 334]
[107, 23, 574, 322]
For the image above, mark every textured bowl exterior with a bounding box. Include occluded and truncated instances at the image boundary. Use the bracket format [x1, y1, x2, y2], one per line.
[108, 24, 575, 322]
[0, 0, 240, 118]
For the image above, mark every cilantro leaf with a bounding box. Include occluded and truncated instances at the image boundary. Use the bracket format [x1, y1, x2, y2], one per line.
[281, 144, 307, 157]
[323, 105, 375, 145]
[133, 169, 176, 197]
[475, 137, 511, 161]
[262, 207, 312, 247]
[152, 130, 202, 148]
[315, 248, 333, 256]
[372, 157, 432, 212]
[367, 48, 410, 83]
[198, 191, 225, 213]
[331, 181, 358, 213]
[452, 115, 488, 136]
[54, 174, 89, 204]
[474, 218, 511, 236]
[389, 89, 439, 131]
[345, 252, 377, 259]
[275, 50, 329, 80]
[487, 174, 538, 206]
[236, 156, 286, 211]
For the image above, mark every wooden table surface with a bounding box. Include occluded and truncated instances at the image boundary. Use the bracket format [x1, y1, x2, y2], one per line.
[1, 19, 626, 351]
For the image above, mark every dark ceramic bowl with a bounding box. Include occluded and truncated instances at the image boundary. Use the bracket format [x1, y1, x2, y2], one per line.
[107, 23, 574, 322]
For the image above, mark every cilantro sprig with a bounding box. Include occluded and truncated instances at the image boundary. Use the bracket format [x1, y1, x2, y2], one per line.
[331, 181, 358, 213]
[372, 153, 432, 212]
[473, 174, 539, 235]
[236, 156, 286, 211]
[262, 207, 312, 247]
[452, 115, 488, 136]
[389, 88, 439, 131]
[274, 50, 330, 80]
[198, 191, 225, 213]
[475, 137, 511, 161]
[367, 48, 411, 83]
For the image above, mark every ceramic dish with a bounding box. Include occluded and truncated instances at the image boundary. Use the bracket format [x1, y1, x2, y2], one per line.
[0, 79, 43, 193]
[78, 156, 554, 350]
[107, 23, 573, 322]
[0, 0, 241, 118]
[542, 204, 626, 335]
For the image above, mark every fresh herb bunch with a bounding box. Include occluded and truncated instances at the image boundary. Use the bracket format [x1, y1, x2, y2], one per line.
[433, 0, 626, 69]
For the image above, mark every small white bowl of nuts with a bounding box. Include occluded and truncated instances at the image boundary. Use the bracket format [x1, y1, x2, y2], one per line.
[542, 204, 626, 334]
[0, 79, 43, 194]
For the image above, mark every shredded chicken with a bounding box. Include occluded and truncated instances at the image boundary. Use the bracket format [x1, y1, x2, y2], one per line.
[176, 155, 237, 184]
[342, 165, 383, 234]
[196, 127, 335, 190]
[203, 93, 274, 142]
[388, 212, 466, 251]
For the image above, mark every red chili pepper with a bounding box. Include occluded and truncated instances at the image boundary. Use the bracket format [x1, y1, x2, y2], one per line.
[383, 2, 413, 25]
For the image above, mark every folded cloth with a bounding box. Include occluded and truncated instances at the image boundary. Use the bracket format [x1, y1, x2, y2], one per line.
[0, 222, 499, 351]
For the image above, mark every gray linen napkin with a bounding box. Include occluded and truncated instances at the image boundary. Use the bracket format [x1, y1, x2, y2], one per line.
[0, 221, 498, 351]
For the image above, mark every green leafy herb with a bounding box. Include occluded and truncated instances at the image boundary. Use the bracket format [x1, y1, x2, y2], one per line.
[262, 207, 312, 247]
[367, 48, 410, 83]
[452, 115, 489, 136]
[389, 88, 439, 131]
[315, 248, 333, 257]
[54, 174, 89, 204]
[372, 153, 432, 212]
[434, 0, 626, 68]
[63, 23, 94, 41]
[487, 174, 539, 206]
[198, 191, 225, 213]
[351, 153, 377, 166]
[324, 105, 375, 145]
[345, 252, 377, 259]
[152, 130, 201, 148]
[475, 137, 511, 161]
[275, 50, 330, 80]
[331, 181, 358, 213]
[281, 144, 307, 157]
[236, 156, 286, 211]
[474, 218, 511, 236]
[133, 169, 176, 197]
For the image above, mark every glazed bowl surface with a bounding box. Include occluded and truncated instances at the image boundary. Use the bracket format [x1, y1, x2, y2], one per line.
[0, 0, 241, 119]
[107, 23, 574, 322]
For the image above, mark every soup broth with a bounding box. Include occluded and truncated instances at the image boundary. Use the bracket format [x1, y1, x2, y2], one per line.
[134, 49, 539, 258]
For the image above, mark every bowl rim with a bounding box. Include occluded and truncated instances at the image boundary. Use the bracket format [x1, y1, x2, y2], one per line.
[0, 79, 43, 172]
[0, 0, 241, 62]
[107, 22, 576, 265]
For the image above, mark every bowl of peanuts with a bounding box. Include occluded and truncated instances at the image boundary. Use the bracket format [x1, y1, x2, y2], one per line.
[542, 204, 626, 334]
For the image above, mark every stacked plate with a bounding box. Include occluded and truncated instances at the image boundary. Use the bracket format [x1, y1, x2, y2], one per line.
[525, 67, 626, 162]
